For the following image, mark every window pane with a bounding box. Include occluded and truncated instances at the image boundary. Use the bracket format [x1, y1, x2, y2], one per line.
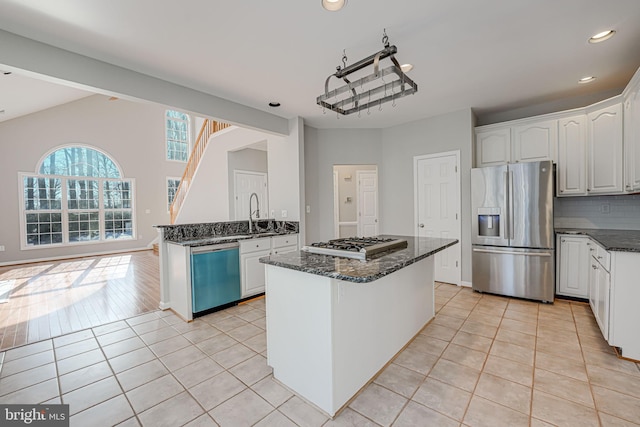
[68, 211, 100, 242]
[166, 110, 190, 161]
[68, 179, 99, 210]
[24, 212, 63, 246]
[104, 180, 132, 209]
[104, 210, 133, 240]
[23, 176, 62, 210]
[167, 178, 181, 210]
[38, 147, 121, 178]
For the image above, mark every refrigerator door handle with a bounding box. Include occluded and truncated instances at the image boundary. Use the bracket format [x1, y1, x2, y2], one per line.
[508, 170, 514, 241]
[473, 248, 552, 257]
[504, 171, 510, 240]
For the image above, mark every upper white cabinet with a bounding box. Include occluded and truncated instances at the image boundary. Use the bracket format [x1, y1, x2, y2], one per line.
[557, 116, 587, 196]
[475, 120, 556, 167]
[475, 128, 511, 167]
[624, 75, 640, 192]
[512, 120, 557, 163]
[587, 103, 623, 194]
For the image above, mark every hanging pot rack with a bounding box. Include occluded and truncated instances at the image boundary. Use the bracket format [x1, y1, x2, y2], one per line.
[316, 30, 418, 116]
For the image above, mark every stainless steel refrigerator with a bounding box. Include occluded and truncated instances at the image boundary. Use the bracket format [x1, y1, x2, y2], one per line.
[471, 160, 554, 302]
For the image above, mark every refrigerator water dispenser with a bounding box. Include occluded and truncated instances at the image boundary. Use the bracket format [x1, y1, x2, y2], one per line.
[478, 214, 500, 237]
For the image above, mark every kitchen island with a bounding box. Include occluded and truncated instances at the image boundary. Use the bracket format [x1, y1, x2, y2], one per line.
[260, 235, 457, 417]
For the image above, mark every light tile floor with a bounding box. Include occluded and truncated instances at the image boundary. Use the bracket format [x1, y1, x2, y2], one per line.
[1, 284, 639, 426]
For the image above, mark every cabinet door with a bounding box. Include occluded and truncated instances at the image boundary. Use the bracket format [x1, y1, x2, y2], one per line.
[557, 116, 587, 196]
[475, 128, 511, 167]
[588, 257, 598, 317]
[557, 236, 589, 298]
[512, 120, 557, 163]
[597, 267, 610, 340]
[624, 86, 640, 191]
[240, 249, 270, 297]
[587, 104, 623, 194]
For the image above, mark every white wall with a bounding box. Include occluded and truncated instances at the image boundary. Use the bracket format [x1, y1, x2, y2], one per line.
[381, 109, 474, 283]
[268, 117, 304, 223]
[304, 109, 474, 282]
[0, 95, 187, 264]
[227, 148, 268, 220]
[304, 127, 384, 243]
[555, 194, 640, 230]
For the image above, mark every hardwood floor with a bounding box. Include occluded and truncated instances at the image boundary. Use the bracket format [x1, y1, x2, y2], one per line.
[0, 250, 160, 351]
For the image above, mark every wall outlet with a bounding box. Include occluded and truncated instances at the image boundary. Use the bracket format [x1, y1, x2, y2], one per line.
[281, 210, 288, 218]
[271, 209, 275, 218]
[306, 205, 311, 214]
[145, 209, 151, 214]
[601, 203, 610, 214]
[0, 245, 5, 252]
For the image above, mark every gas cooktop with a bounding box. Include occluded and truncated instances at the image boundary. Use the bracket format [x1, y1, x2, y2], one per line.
[302, 237, 408, 260]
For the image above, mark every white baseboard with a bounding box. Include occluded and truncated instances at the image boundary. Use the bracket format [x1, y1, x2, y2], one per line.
[158, 301, 171, 310]
[0, 247, 151, 267]
[460, 280, 472, 288]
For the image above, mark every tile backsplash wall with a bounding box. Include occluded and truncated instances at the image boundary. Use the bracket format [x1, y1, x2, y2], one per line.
[554, 194, 640, 230]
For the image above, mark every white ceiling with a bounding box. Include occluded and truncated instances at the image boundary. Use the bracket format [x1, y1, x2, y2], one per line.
[0, 0, 640, 128]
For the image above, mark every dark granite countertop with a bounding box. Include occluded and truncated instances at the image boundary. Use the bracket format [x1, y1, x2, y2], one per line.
[259, 235, 458, 283]
[166, 230, 298, 247]
[555, 228, 640, 253]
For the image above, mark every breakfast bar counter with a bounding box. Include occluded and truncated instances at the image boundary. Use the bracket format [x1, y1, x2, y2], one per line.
[260, 235, 457, 417]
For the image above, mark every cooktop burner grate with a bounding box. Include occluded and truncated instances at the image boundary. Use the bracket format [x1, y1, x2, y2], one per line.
[303, 237, 408, 260]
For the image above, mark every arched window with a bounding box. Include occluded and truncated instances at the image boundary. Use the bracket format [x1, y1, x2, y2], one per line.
[166, 110, 190, 162]
[20, 145, 135, 248]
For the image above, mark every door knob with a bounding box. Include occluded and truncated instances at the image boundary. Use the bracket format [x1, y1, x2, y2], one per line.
[419, 224, 424, 228]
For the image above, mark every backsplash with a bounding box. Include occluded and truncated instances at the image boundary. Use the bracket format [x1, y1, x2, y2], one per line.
[554, 194, 640, 230]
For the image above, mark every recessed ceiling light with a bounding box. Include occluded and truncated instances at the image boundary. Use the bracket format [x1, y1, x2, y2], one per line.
[400, 64, 414, 73]
[589, 30, 615, 44]
[268, 102, 281, 107]
[322, 0, 347, 12]
[579, 76, 596, 84]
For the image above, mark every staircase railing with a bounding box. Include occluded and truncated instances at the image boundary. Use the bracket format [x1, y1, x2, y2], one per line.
[170, 119, 232, 223]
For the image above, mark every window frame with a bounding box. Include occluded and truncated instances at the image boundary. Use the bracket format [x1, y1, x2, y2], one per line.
[165, 110, 191, 163]
[19, 145, 136, 250]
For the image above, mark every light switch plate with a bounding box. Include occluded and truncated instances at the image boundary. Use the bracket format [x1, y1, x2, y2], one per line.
[306, 205, 311, 214]
[0, 245, 5, 252]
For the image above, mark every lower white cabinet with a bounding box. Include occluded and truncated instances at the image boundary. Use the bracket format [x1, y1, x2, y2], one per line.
[239, 234, 299, 298]
[556, 235, 589, 298]
[588, 242, 610, 340]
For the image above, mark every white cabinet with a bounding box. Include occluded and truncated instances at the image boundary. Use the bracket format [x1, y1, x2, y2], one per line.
[475, 128, 511, 167]
[240, 238, 272, 298]
[475, 120, 556, 168]
[512, 120, 557, 163]
[587, 103, 623, 194]
[239, 234, 299, 298]
[557, 116, 587, 196]
[272, 234, 298, 255]
[624, 80, 640, 192]
[609, 252, 640, 360]
[587, 240, 610, 340]
[556, 235, 589, 298]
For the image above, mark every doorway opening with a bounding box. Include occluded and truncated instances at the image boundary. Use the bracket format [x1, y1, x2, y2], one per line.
[332, 165, 379, 238]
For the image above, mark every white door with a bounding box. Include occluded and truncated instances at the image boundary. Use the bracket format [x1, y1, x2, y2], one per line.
[357, 170, 379, 236]
[234, 171, 268, 220]
[415, 152, 461, 285]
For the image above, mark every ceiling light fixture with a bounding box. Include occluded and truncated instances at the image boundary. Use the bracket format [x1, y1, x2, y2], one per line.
[400, 64, 414, 73]
[589, 30, 615, 43]
[268, 102, 281, 107]
[322, 0, 347, 12]
[317, 29, 418, 116]
[579, 76, 596, 84]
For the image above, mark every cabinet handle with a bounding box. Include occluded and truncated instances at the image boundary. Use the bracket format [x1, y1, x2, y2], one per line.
[592, 265, 597, 269]
[597, 255, 603, 259]
[587, 188, 591, 192]
[561, 239, 565, 243]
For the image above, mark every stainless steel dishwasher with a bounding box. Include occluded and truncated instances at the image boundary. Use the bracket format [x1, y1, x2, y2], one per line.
[190, 242, 241, 315]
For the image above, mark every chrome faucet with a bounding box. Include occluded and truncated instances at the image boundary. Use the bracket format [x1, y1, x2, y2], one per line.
[249, 192, 260, 233]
